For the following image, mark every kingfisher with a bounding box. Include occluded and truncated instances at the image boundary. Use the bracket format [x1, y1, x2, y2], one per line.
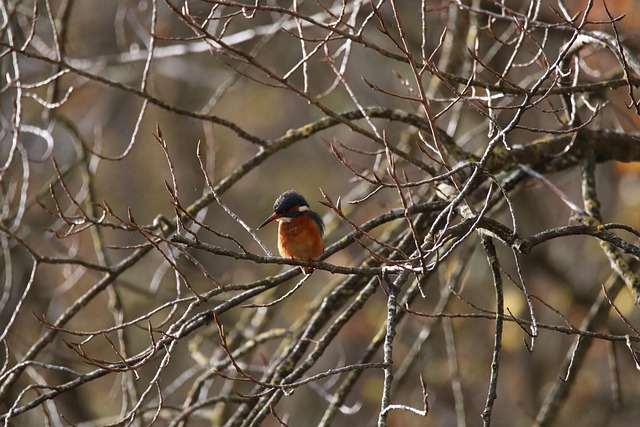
[258, 190, 325, 274]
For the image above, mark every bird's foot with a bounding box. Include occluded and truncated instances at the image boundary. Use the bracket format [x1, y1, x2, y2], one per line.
[304, 258, 315, 274]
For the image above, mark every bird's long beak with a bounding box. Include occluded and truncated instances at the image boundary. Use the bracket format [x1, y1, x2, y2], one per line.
[258, 212, 281, 229]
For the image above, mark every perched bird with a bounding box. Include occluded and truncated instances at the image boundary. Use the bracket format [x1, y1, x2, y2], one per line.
[258, 190, 325, 274]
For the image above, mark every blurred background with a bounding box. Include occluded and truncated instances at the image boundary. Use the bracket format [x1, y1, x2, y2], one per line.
[2, 0, 640, 426]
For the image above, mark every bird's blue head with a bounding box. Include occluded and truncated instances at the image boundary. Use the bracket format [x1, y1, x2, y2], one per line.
[258, 190, 324, 235]
[273, 190, 309, 214]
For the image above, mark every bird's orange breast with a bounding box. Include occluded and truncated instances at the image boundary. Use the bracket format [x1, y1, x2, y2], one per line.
[277, 214, 324, 261]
